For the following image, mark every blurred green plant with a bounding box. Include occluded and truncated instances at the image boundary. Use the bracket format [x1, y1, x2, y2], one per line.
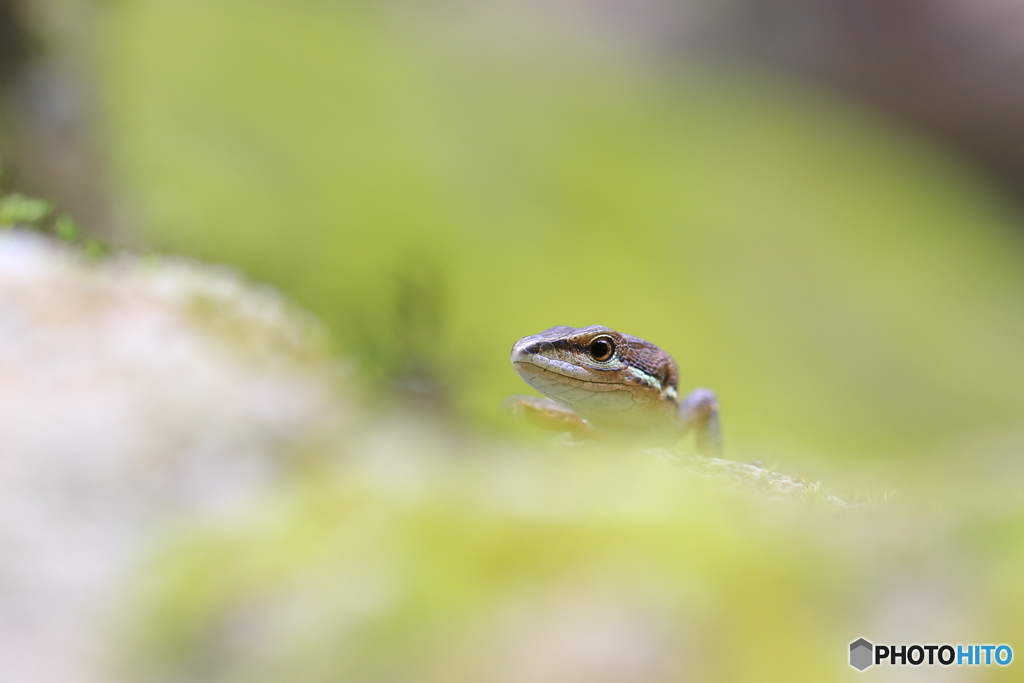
[0, 191, 51, 226]
[0, 163, 103, 255]
[0, 163, 52, 228]
[55, 214, 80, 240]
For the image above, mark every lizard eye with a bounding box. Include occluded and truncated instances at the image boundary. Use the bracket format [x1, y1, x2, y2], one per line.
[589, 337, 615, 362]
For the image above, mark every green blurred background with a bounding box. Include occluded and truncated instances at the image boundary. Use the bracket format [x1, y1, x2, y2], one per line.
[5, 0, 1024, 680]
[96, 0, 1024, 479]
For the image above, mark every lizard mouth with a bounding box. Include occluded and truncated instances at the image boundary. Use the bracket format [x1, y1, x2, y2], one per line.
[511, 353, 627, 391]
[511, 349, 602, 383]
[511, 359, 603, 405]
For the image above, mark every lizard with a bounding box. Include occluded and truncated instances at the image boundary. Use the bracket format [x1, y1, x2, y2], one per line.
[505, 325, 721, 454]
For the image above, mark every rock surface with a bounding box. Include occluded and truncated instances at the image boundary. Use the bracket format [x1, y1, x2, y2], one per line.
[0, 230, 347, 683]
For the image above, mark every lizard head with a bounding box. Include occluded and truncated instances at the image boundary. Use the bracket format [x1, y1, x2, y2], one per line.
[510, 325, 680, 429]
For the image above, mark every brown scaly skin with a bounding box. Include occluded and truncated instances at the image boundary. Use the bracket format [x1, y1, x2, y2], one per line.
[506, 325, 721, 454]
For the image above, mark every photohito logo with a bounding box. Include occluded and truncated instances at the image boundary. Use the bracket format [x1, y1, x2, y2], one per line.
[849, 638, 1012, 671]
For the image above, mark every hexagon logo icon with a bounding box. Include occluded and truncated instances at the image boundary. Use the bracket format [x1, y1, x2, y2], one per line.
[850, 638, 874, 671]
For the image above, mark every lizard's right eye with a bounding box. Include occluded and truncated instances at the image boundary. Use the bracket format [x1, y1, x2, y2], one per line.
[589, 337, 615, 362]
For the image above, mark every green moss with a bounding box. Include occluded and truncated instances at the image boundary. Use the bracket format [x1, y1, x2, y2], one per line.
[121, 447, 865, 683]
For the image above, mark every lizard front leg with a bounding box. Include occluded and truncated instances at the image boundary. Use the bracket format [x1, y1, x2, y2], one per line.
[503, 395, 594, 436]
[678, 388, 721, 456]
